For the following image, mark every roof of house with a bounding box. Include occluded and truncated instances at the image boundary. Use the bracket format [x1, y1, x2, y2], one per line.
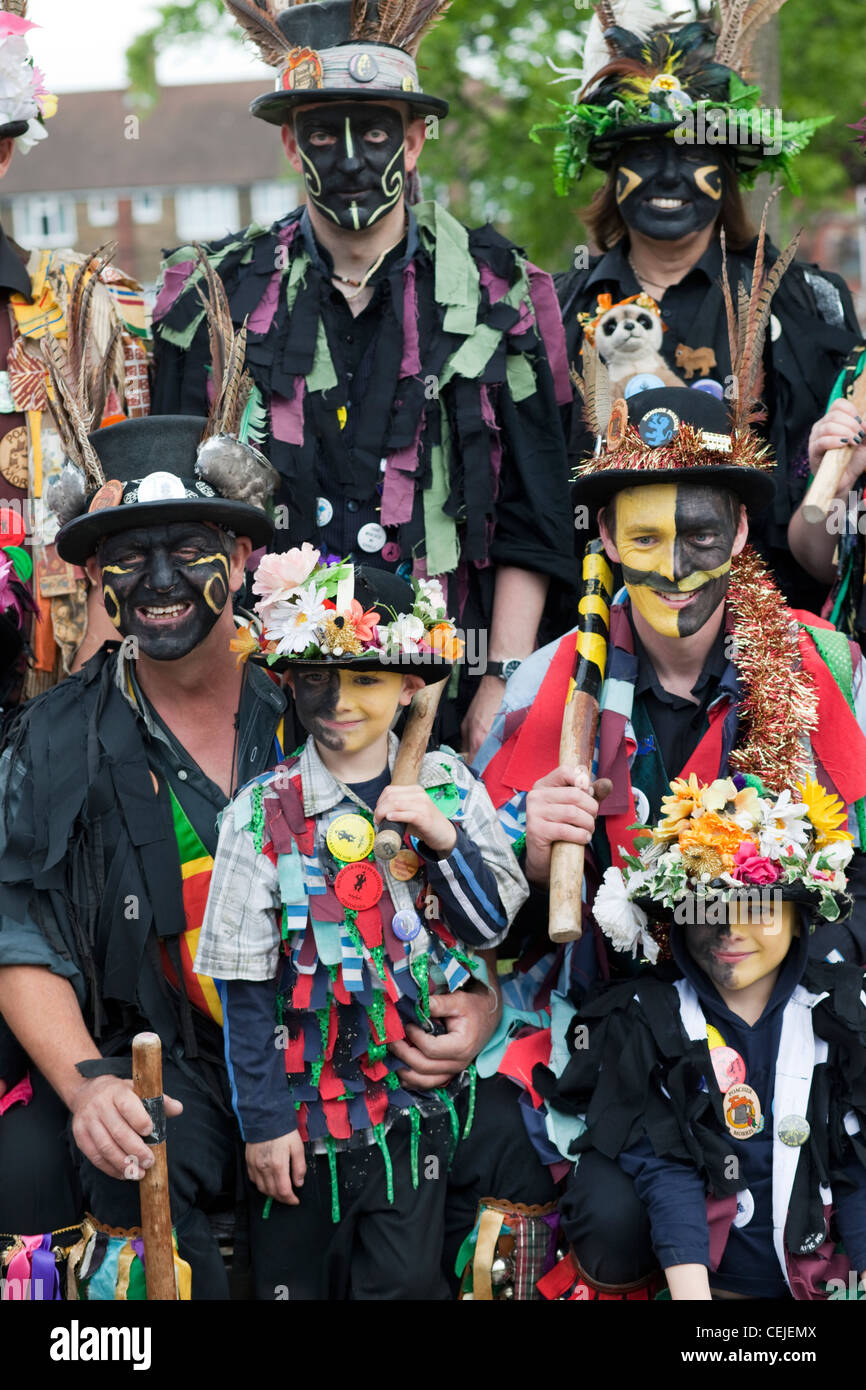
[0, 82, 290, 195]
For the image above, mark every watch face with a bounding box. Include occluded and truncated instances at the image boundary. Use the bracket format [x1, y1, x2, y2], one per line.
[502, 659, 521, 681]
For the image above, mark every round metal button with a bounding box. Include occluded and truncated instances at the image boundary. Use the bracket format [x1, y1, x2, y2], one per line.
[357, 522, 387, 553]
[777, 1114, 811, 1147]
[623, 373, 664, 397]
[177, 769, 188, 781]
[327, 813, 376, 864]
[346, 499, 360, 513]
[316, 497, 334, 527]
[392, 909, 423, 941]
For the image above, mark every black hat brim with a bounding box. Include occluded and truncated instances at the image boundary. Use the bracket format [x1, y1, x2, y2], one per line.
[573, 465, 775, 517]
[56, 498, 274, 566]
[254, 651, 452, 684]
[0, 119, 29, 141]
[251, 89, 449, 124]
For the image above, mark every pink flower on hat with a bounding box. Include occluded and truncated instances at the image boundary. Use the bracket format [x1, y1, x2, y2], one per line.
[0, 17, 36, 39]
[253, 545, 320, 611]
[731, 840, 780, 886]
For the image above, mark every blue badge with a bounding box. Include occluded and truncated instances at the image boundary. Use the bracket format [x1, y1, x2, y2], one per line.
[638, 407, 679, 446]
[392, 909, 423, 942]
[623, 373, 665, 398]
[691, 379, 725, 400]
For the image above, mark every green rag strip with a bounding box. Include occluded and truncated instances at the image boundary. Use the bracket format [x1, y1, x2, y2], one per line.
[262, 1197, 273, 1221]
[434, 1086, 460, 1160]
[411, 953, 430, 1025]
[423, 406, 459, 575]
[409, 1107, 421, 1190]
[325, 1136, 341, 1224]
[462, 1064, 477, 1140]
[250, 784, 265, 854]
[367, 993, 387, 1064]
[373, 1124, 395, 1204]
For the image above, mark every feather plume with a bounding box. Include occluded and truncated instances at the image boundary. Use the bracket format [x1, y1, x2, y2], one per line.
[67, 243, 117, 415]
[578, 339, 612, 437]
[40, 334, 105, 490]
[196, 435, 279, 512]
[223, 0, 293, 68]
[736, 0, 787, 77]
[375, 0, 406, 44]
[350, 0, 369, 38]
[713, 0, 752, 67]
[394, 0, 452, 57]
[193, 246, 253, 441]
[44, 461, 88, 528]
[720, 191, 799, 428]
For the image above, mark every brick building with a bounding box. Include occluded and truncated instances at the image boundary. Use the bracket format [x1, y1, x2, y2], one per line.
[0, 81, 303, 295]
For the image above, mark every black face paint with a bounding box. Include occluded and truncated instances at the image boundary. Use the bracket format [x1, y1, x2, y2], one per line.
[291, 668, 343, 748]
[98, 522, 233, 661]
[617, 484, 739, 638]
[686, 918, 738, 989]
[294, 103, 406, 231]
[615, 138, 723, 241]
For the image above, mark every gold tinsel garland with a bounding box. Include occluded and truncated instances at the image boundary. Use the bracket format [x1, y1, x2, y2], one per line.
[573, 423, 774, 483]
[726, 546, 819, 793]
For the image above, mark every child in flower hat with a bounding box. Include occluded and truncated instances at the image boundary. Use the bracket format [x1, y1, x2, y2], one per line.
[196, 549, 528, 1299]
[537, 774, 866, 1301]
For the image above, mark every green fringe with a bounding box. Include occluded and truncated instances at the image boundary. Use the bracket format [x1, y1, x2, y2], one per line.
[462, 1064, 477, 1140]
[325, 1136, 340, 1224]
[373, 1124, 395, 1204]
[433, 1086, 460, 1161]
[367, 992, 387, 1064]
[250, 784, 265, 854]
[411, 953, 430, 1025]
[409, 1107, 421, 1190]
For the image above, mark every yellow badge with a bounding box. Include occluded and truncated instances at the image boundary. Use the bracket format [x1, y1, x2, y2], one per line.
[706, 1025, 726, 1051]
[389, 848, 421, 882]
[326, 813, 375, 863]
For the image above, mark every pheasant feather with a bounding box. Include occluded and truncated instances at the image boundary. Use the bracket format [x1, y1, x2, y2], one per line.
[222, 0, 292, 68]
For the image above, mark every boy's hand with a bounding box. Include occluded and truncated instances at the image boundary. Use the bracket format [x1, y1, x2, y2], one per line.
[374, 784, 457, 856]
[246, 1132, 307, 1206]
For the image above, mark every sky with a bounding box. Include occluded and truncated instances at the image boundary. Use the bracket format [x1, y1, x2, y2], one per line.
[26, 0, 271, 92]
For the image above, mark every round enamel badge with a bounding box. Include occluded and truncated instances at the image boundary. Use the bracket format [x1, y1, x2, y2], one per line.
[388, 848, 422, 882]
[777, 1114, 811, 1148]
[710, 1046, 746, 1094]
[724, 1083, 763, 1140]
[392, 909, 423, 942]
[638, 407, 679, 447]
[335, 861, 383, 911]
[327, 813, 375, 862]
[426, 782, 460, 818]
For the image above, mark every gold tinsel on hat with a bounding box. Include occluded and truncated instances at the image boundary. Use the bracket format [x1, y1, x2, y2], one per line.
[322, 615, 363, 657]
[726, 546, 819, 793]
[572, 422, 774, 485]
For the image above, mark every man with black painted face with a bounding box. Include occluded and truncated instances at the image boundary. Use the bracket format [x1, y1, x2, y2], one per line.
[548, 11, 860, 614]
[0, 412, 290, 1298]
[152, 0, 576, 774]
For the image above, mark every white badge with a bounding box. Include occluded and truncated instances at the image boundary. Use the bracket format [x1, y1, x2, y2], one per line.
[733, 1188, 754, 1228]
[138, 472, 188, 502]
[770, 314, 782, 342]
[357, 522, 387, 553]
[632, 786, 651, 826]
[316, 496, 334, 527]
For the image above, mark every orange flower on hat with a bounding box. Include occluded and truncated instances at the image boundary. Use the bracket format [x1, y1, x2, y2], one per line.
[677, 811, 745, 871]
[343, 599, 380, 643]
[230, 623, 259, 668]
[426, 622, 464, 663]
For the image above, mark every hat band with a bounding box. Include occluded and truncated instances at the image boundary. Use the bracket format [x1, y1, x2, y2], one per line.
[279, 42, 421, 98]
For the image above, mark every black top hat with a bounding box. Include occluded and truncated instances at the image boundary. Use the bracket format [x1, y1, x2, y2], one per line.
[55, 416, 275, 565]
[572, 386, 776, 515]
[234, 0, 450, 126]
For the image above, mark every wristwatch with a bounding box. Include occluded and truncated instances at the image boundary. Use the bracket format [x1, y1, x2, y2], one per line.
[486, 658, 523, 681]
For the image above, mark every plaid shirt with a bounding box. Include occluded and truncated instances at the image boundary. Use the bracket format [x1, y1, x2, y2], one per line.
[197, 732, 529, 982]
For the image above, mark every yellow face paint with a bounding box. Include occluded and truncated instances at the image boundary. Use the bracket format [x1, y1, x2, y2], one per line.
[615, 165, 643, 204]
[694, 165, 723, 200]
[687, 900, 798, 993]
[291, 667, 408, 755]
[613, 483, 738, 638]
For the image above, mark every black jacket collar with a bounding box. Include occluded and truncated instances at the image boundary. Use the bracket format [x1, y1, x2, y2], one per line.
[0, 223, 32, 300]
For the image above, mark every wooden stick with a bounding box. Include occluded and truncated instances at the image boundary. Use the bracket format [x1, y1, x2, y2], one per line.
[374, 676, 449, 861]
[132, 1032, 177, 1301]
[548, 692, 597, 944]
[801, 369, 866, 523]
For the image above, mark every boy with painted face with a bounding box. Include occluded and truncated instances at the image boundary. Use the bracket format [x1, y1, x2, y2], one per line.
[153, 0, 576, 769]
[543, 2, 860, 613]
[537, 780, 866, 1301]
[195, 557, 529, 1299]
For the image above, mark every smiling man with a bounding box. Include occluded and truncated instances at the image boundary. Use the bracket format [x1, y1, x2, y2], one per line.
[0, 410, 289, 1298]
[545, 4, 860, 612]
[153, 0, 575, 764]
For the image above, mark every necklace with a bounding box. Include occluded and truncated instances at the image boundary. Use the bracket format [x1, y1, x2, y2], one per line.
[331, 223, 408, 302]
[627, 251, 671, 296]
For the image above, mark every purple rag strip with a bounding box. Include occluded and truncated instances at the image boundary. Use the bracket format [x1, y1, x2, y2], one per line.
[480, 263, 510, 304]
[540, 1211, 561, 1276]
[526, 263, 572, 406]
[400, 259, 421, 378]
[31, 1235, 61, 1301]
[381, 417, 423, 527]
[249, 222, 299, 334]
[271, 376, 306, 446]
[153, 259, 195, 322]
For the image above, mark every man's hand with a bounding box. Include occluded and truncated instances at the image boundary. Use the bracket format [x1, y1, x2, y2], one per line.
[525, 765, 611, 886]
[374, 783, 457, 855]
[70, 1075, 183, 1181]
[245, 1131, 307, 1206]
[461, 675, 505, 764]
[389, 988, 500, 1089]
[808, 399, 866, 499]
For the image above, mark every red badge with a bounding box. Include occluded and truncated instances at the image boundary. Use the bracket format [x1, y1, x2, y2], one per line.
[335, 861, 383, 912]
[88, 479, 124, 513]
[710, 1045, 746, 1094]
[606, 397, 629, 451]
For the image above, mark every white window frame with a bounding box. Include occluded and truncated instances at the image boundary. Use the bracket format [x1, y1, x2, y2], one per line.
[174, 186, 240, 243]
[87, 194, 118, 228]
[250, 180, 295, 228]
[12, 195, 78, 249]
[132, 190, 164, 225]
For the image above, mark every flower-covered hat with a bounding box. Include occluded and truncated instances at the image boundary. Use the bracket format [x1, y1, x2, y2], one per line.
[594, 773, 854, 962]
[0, 5, 57, 152]
[232, 546, 462, 682]
[532, 3, 827, 195]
